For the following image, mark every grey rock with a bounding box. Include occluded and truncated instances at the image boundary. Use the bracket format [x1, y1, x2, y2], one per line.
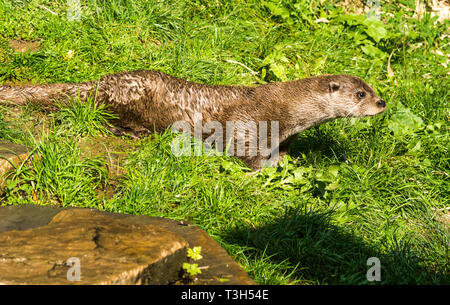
[0, 141, 29, 192]
[0, 208, 188, 284]
[0, 206, 255, 285]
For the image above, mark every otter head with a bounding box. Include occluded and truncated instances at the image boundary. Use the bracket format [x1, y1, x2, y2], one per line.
[320, 75, 386, 118]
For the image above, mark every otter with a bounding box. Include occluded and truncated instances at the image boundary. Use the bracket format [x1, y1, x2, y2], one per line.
[0, 70, 386, 169]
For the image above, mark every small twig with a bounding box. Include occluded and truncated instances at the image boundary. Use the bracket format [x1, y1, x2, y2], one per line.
[40, 5, 57, 15]
[198, 266, 210, 270]
[431, 207, 450, 211]
[387, 49, 395, 78]
[226, 59, 259, 75]
[431, 171, 448, 176]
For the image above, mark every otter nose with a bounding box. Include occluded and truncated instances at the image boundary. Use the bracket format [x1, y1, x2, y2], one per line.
[376, 99, 386, 108]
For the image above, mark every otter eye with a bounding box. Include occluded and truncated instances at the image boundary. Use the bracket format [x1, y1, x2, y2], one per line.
[357, 91, 366, 99]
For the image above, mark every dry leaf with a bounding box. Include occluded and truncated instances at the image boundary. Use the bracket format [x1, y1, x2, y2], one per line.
[431, 0, 450, 23]
[431, 49, 445, 56]
[387, 50, 395, 78]
[414, 0, 426, 19]
[409, 42, 423, 50]
[314, 18, 329, 23]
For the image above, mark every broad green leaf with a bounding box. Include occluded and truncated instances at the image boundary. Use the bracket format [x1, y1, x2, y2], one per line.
[182, 263, 202, 276]
[187, 246, 203, 261]
[361, 44, 388, 59]
[263, 1, 290, 20]
[270, 63, 287, 81]
[363, 17, 388, 42]
[388, 104, 425, 136]
[335, 14, 365, 26]
[327, 165, 340, 178]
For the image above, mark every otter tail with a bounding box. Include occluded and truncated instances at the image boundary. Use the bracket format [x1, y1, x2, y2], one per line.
[0, 81, 97, 107]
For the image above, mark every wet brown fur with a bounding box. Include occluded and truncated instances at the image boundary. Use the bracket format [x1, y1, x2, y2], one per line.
[0, 70, 386, 169]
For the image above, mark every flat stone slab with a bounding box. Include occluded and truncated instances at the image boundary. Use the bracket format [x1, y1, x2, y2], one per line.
[0, 205, 255, 285]
[0, 141, 29, 172]
[0, 208, 188, 284]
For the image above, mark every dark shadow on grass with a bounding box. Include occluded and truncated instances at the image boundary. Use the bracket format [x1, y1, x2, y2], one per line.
[287, 128, 349, 163]
[222, 208, 447, 284]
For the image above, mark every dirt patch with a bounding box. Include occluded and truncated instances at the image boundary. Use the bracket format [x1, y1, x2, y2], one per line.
[332, 0, 365, 14]
[78, 135, 133, 176]
[435, 209, 450, 227]
[0, 103, 49, 142]
[1, 103, 136, 201]
[78, 135, 135, 200]
[9, 39, 41, 54]
[1, 79, 36, 86]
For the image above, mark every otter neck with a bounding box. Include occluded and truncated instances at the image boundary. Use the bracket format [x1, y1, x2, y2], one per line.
[281, 107, 333, 143]
[270, 81, 337, 143]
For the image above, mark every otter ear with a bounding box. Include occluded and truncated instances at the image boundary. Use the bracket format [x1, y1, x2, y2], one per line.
[328, 81, 340, 93]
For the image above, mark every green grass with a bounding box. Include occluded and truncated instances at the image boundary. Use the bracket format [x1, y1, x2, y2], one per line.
[0, 0, 448, 284]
